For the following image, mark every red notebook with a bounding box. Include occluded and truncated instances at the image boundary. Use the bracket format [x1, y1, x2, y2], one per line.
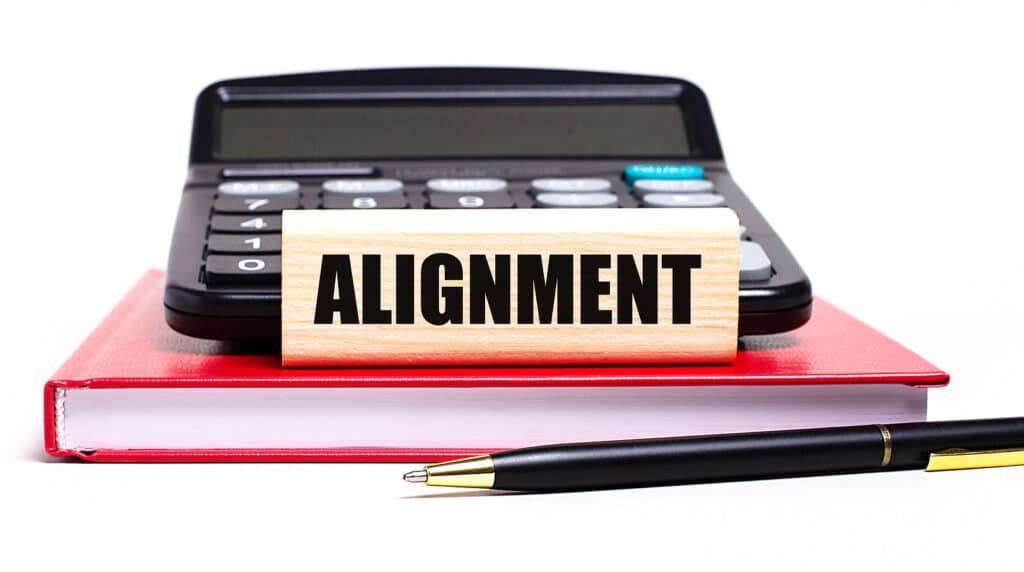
[44, 270, 948, 463]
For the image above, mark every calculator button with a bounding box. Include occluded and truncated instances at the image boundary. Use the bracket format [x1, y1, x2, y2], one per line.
[210, 214, 282, 233]
[739, 241, 772, 282]
[213, 196, 299, 213]
[323, 193, 407, 209]
[530, 178, 612, 193]
[633, 179, 715, 194]
[535, 192, 619, 208]
[217, 180, 299, 195]
[624, 164, 704, 185]
[323, 179, 404, 194]
[426, 178, 508, 193]
[205, 255, 281, 285]
[428, 192, 515, 209]
[642, 193, 725, 208]
[208, 234, 282, 254]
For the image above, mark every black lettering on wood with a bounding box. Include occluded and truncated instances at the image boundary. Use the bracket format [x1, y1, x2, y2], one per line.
[517, 254, 574, 324]
[421, 253, 464, 325]
[661, 254, 702, 324]
[313, 254, 360, 324]
[617, 254, 658, 324]
[361, 255, 392, 324]
[469, 254, 511, 324]
[580, 254, 613, 324]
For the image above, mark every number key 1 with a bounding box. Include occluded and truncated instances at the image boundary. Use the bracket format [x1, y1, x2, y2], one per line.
[207, 234, 282, 254]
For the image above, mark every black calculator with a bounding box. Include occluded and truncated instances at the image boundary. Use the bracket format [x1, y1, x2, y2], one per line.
[165, 67, 812, 340]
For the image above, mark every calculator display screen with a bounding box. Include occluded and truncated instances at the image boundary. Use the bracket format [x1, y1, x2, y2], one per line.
[217, 104, 689, 159]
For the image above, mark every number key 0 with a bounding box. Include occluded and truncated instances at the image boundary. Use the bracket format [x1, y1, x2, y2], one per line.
[205, 255, 281, 285]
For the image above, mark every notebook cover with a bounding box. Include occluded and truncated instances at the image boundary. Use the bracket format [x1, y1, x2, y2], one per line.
[44, 270, 948, 462]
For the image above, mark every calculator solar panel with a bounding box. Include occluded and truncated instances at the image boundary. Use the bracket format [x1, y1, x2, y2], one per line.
[165, 68, 812, 340]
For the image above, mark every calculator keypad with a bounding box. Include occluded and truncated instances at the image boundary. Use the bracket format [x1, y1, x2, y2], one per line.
[201, 168, 775, 286]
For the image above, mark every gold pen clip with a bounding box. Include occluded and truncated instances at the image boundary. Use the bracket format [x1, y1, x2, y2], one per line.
[926, 447, 1024, 472]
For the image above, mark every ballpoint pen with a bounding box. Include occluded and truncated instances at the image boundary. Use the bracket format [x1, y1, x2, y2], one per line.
[403, 417, 1024, 491]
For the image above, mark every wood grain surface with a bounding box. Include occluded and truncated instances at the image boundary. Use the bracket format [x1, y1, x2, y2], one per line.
[282, 208, 739, 366]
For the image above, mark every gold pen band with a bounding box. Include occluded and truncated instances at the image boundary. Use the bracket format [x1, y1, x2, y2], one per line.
[421, 455, 496, 488]
[877, 425, 893, 468]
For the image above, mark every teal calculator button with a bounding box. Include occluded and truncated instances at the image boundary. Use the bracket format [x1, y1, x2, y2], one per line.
[624, 164, 705, 184]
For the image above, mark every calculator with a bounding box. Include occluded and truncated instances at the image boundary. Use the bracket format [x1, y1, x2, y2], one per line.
[165, 67, 812, 340]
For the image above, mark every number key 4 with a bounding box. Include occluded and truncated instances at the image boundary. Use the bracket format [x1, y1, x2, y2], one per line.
[210, 214, 282, 233]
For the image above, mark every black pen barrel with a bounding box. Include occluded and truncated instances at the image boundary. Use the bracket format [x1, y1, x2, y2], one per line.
[491, 426, 886, 491]
[489, 418, 1024, 491]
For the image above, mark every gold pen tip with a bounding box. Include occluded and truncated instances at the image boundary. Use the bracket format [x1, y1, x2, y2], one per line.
[403, 470, 427, 483]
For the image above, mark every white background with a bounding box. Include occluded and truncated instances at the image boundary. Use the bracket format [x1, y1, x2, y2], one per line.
[3, 1, 1023, 570]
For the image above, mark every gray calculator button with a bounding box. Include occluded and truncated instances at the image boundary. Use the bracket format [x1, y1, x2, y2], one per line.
[323, 178, 403, 194]
[535, 192, 618, 208]
[531, 178, 612, 193]
[213, 195, 299, 213]
[208, 233, 282, 254]
[210, 214, 282, 233]
[322, 192, 407, 209]
[428, 192, 515, 209]
[217, 180, 299, 195]
[205, 255, 281, 285]
[633, 179, 715, 194]
[739, 241, 772, 282]
[642, 193, 725, 208]
[426, 178, 507, 193]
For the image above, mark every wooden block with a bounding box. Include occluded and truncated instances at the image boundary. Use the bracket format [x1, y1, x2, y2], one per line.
[282, 208, 738, 367]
